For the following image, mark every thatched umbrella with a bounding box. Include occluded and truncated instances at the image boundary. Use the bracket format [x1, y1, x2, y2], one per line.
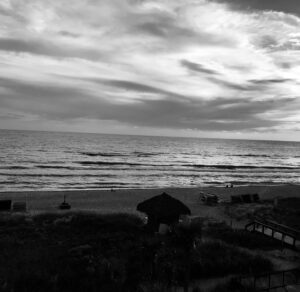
[137, 192, 191, 232]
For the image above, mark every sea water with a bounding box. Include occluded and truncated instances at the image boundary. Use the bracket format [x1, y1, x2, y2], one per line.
[0, 129, 299, 191]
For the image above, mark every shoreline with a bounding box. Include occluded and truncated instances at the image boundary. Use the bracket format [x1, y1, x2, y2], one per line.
[1, 184, 299, 215]
[1, 182, 299, 193]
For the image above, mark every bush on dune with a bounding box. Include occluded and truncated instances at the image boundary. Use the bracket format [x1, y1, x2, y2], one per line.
[0, 212, 273, 292]
[271, 198, 300, 230]
[226, 197, 300, 230]
[191, 241, 273, 279]
[210, 278, 257, 292]
[1, 212, 146, 292]
[205, 222, 282, 250]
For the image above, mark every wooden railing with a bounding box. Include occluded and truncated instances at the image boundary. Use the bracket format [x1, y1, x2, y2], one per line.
[236, 267, 300, 291]
[245, 218, 299, 248]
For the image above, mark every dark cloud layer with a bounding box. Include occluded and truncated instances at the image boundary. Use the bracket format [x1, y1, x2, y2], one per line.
[0, 76, 295, 132]
[212, 0, 300, 16]
[0, 38, 102, 60]
[249, 78, 294, 85]
[181, 60, 219, 75]
[82, 77, 185, 99]
[207, 77, 249, 91]
[58, 31, 81, 38]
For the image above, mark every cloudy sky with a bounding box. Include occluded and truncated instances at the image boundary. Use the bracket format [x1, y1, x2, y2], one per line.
[0, 0, 300, 141]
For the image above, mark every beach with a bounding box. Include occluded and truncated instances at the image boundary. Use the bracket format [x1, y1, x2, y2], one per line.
[1, 184, 299, 216]
[1, 184, 300, 291]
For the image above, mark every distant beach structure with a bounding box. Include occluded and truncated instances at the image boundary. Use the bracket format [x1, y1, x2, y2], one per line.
[137, 192, 191, 232]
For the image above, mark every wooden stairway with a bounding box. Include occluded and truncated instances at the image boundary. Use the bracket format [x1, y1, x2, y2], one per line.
[237, 267, 300, 291]
[245, 219, 300, 248]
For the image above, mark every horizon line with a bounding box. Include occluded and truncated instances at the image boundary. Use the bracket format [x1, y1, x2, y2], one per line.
[0, 127, 299, 143]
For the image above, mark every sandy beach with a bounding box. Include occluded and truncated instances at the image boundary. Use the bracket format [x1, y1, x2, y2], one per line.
[1, 184, 299, 217]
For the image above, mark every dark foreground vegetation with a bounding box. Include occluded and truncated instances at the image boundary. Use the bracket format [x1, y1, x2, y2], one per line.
[271, 197, 300, 230]
[225, 197, 300, 230]
[205, 222, 283, 250]
[0, 212, 273, 292]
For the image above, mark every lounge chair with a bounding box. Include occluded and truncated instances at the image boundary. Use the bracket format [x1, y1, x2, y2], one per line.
[12, 202, 27, 212]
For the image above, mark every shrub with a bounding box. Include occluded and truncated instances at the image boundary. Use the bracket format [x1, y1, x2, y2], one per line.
[191, 241, 273, 278]
[211, 278, 257, 292]
[0, 212, 147, 292]
[0, 212, 273, 292]
[205, 222, 282, 250]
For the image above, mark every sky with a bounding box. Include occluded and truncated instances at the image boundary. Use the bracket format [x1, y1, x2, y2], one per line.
[0, 0, 300, 141]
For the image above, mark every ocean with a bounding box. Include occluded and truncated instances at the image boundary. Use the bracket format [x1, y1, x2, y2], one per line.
[0, 129, 299, 191]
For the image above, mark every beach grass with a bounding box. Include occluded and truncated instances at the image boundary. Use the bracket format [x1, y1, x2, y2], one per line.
[0, 211, 275, 292]
[205, 221, 283, 250]
[0, 185, 299, 291]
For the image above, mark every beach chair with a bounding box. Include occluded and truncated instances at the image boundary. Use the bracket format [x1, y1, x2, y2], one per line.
[241, 194, 252, 203]
[12, 202, 27, 212]
[206, 194, 219, 205]
[0, 200, 11, 211]
[231, 195, 242, 204]
[252, 194, 260, 202]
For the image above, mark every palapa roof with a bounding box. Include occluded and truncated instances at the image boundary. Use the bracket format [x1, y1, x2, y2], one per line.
[137, 192, 191, 218]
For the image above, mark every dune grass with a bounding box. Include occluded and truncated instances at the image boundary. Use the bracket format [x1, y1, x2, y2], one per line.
[191, 240, 273, 278]
[225, 197, 300, 231]
[272, 197, 300, 229]
[0, 212, 273, 292]
[205, 222, 283, 250]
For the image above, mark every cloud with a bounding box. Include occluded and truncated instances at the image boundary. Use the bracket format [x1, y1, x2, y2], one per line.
[0, 76, 298, 133]
[0, 37, 103, 60]
[181, 60, 219, 75]
[58, 31, 81, 38]
[207, 77, 250, 91]
[0, 0, 299, 139]
[133, 19, 236, 48]
[76, 77, 186, 100]
[249, 78, 294, 85]
[92, 79, 173, 95]
[212, 0, 300, 17]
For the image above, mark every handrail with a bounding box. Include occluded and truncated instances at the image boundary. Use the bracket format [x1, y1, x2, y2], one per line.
[237, 267, 300, 291]
[253, 217, 300, 233]
[264, 219, 300, 235]
[246, 219, 300, 238]
[239, 267, 300, 279]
